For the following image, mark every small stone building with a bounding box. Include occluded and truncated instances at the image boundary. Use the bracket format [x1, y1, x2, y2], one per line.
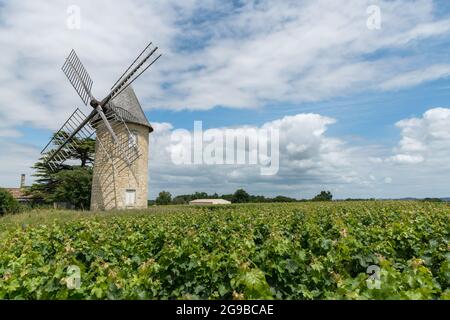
[90, 86, 153, 211]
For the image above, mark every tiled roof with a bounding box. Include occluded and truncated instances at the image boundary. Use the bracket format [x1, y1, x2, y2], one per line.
[109, 86, 153, 130]
[3, 188, 32, 200]
[91, 86, 153, 131]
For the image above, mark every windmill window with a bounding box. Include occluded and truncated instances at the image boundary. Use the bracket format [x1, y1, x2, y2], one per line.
[129, 131, 138, 148]
[125, 189, 136, 206]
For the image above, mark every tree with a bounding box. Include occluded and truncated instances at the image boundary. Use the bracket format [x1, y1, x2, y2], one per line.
[0, 189, 20, 215]
[28, 134, 96, 205]
[172, 196, 187, 205]
[51, 168, 93, 210]
[272, 195, 297, 203]
[232, 189, 250, 203]
[27, 158, 59, 203]
[250, 195, 267, 203]
[171, 192, 231, 204]
[156, 191, 172, 205]
[422, 198, 443, 202]
[50, 132, 95, 168]
[312, 190, 333, 201]
[70, 136, 96, 167]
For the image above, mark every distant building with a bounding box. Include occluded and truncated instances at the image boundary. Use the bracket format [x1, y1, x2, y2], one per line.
[3, 174, 33, 204]
[189, 199, 231, 205]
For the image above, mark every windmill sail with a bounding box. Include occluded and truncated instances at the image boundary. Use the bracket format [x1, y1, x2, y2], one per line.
[41, 108, 96, 171]
[110, 42, 154, 90]
[90, 105, 142, 171]
[107, 42, 161, 102]
[61, 50, 94, 106]
[42, 106, 141, 173]
[43, 42, 160, 173]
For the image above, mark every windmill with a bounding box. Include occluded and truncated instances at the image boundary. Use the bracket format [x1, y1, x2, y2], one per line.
[41, 42, 161, 210]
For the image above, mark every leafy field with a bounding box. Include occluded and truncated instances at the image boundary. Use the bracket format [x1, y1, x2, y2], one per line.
[0, 201, 449, 300]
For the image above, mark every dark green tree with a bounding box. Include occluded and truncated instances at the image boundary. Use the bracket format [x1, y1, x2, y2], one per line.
[312, 190, 333, 201]
[172, 196, 187, 205]
[28, 133, 95, 206]
[0, 189, 21, 215]
[249, 195, 267, 203]
[422, 198, 443, 202]
[70, 136, 96, 167]
[232, 189, 250, 203]
[191, 192, 208, 200]
[272, 195, 297, 202]
[156, 191, 172, 205]
[51, 168, 93, 210]
[27, 158, 59, 203]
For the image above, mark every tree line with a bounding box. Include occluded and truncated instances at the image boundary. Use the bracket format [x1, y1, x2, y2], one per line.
[152, 189, 334, 205]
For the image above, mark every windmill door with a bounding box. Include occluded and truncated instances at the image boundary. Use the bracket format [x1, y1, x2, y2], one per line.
[125, 189, 136, 206]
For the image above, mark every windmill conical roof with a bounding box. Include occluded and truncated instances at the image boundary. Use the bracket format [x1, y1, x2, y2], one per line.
[108, 86, 153, 131]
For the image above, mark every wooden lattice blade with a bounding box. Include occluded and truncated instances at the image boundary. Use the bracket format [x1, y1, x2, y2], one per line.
[62, 49, 94, 106]
[41, 108, 95, 171]
[107, 42, 161, 103]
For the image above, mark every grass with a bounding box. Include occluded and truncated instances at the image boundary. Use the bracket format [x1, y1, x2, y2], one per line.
[1, 200, 447, 235]
[0, 205, 189, 232]
[1, 200, 448, 227]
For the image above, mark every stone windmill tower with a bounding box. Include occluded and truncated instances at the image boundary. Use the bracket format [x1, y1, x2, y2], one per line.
[41, 42, 160, 210]
[90, 86, 153, 210]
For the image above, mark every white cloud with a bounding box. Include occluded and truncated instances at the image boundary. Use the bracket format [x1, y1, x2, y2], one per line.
[388, 154, 424, 164]
[0, 128, 22, 138]
[388, 107, 450, 164]
[147, 107, 450, 198]
[0, 0, 450, 134]
[380, 64, 450, 90]
[0, 0, 179, 131]
[148, 113, 379, 198]
[0, 140, 40, 187]
[149, 0, 450, 110]
[2, 107, 449, 198]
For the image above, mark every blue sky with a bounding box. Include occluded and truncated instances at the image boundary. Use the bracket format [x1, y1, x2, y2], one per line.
[1, 0, 450, 199]
[149, 78, 450, 139]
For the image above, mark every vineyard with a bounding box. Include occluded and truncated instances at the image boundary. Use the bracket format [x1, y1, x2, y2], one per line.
[0, 201, 449, 300]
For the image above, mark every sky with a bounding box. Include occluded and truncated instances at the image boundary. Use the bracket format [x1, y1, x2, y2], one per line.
[1, 0, 450, 199]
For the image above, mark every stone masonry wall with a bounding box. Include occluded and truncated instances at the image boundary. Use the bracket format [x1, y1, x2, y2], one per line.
[90, 122, 149, 211]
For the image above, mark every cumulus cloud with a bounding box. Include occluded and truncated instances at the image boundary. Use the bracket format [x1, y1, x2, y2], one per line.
[2, 107, 449, 199]
[147, 107, 450, 198]
[388, 108, 450, 164]
[148, 113, 379, 198]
